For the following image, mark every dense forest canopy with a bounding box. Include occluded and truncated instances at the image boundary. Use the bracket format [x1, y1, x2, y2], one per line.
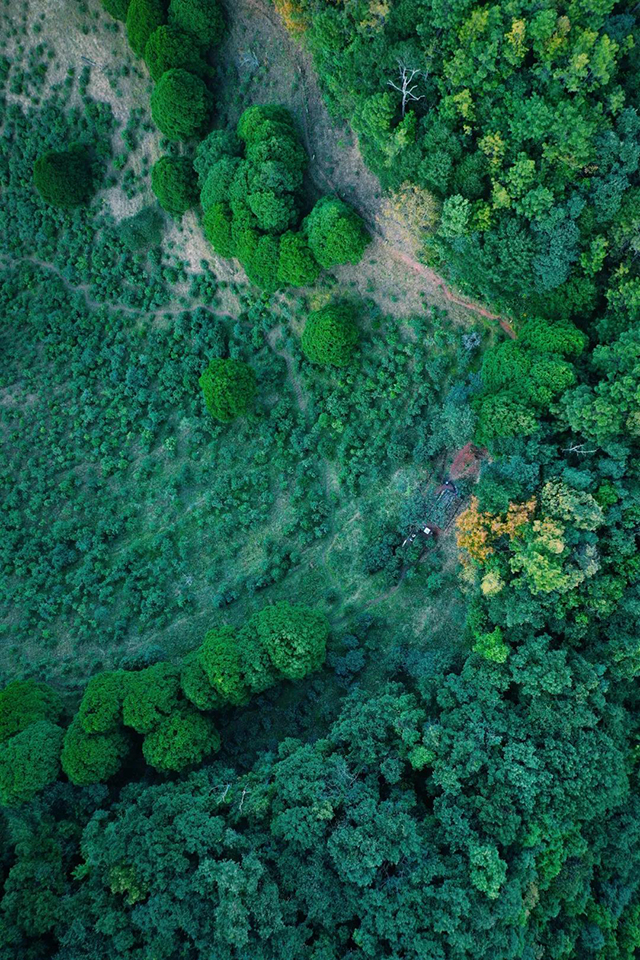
[1, 0, 640, 957]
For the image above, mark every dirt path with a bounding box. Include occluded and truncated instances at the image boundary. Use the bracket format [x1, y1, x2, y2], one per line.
[225, 0, 510, 331]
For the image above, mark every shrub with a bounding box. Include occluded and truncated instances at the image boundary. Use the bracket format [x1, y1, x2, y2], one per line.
[126, 0, 166, 58]
[142, 708, 220, 772]
[78, 671, 127, 734]
[203, 202, 236, 258]
[61, 720, 129, 786]
[101, 0, 131, 20]
[151, 156, 198, 215]
[144, 24, 206, 81]
[194, 129, 242, 185]
[119, 205, 165, 251]
[0, 680, 63, 743]
[252, 601, 329, 680]
[0, 722, 64, 806]
[199, 357, 256, 422]
[301, 302, 359, 366]
[168, 0, 225, 46]
[304, 197, 371, 268]
[197, 626, 248, 706]
[121, 662, 181, 734]
[33, 149, 94, 207]
[150, 68, 211, 141]
[278, 231, 321, 286]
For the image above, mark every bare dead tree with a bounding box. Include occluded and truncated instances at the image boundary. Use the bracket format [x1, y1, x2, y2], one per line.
[388, 61, 425, 116]
[562, 442, 598, 455]
[239, 49, 260, 72]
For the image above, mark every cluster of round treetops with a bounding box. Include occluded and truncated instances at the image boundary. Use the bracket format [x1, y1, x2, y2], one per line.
[98, 0, 371, 292]
[32, 1, 368, 430]
[0, 601, 329, 806]
[197, 104, 371, 292]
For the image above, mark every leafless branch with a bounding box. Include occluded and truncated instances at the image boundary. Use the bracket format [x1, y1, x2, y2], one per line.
[388, 61, 425, 116]
[562, 443, 598, 455]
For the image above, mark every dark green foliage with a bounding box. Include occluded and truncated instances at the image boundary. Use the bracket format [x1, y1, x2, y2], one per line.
[0, 680, 62, 743]
[126, 0, 166, 58]
[0, 722, 63, 805]
[180, 651, 220, 710]
[168, 0, 225, 46]
[302, 302, 359, 367]
[151, 155, 198, 215]
[237, 619, 279, 693]
[33, 149, 93, 208]
[194, 128, 242, 185]
[199, 357, 257, 422]
[199, 105, 313, 289]
[61, 719, 128, 785]
[150, 68, 211, 141]
[121, 662, 181, 734]
[142, 707, 220, 771]
[197, 626, 249, 706]
[200, 156, 242, 210]
[251, 600, 329, 680]
[243, 233, 281, 292]
[203, 201, 235, 257]
[518, 317, 588, 357]
[101, 0, 131, 20]
[144, 24, 206, 81]
[304, 197, 371, 268]
[236, 104, 295, 142]
[78, 671, 127, 734]
[118, 205, 165, 251]
[278, 231, 321, 286]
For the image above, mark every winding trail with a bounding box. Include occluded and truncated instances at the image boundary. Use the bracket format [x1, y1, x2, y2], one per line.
[228, 0, 513, 333]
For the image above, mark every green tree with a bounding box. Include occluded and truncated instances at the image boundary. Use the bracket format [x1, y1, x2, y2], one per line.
[203, 201, 236, 257]
[193, 128, 242, 184]
[252, 601, 329, 680]
[121, 662, 181, 734]
[0, 680, 62, 743]
[33, 149, 93, 207]
[150, 68, 211, 141]
[168, 0, 225, 46]
[142, 707, 220, 771]
[237, 104, 296, 142]
[61, 719, 129, 785]
[278, 231, 321, 287]
[144, 24, 206, 81]
[301, 302, 359, 366]
[0, 721, 63, 805]
[78, 671, 127, 734]
[304, 197, 371, 268]
[243, 233, 281, 291]
[126, 0, 166, 58]
[199, 357, 257, 422]
[151, 155, 198, 215]
[197, 625, 249, 706]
